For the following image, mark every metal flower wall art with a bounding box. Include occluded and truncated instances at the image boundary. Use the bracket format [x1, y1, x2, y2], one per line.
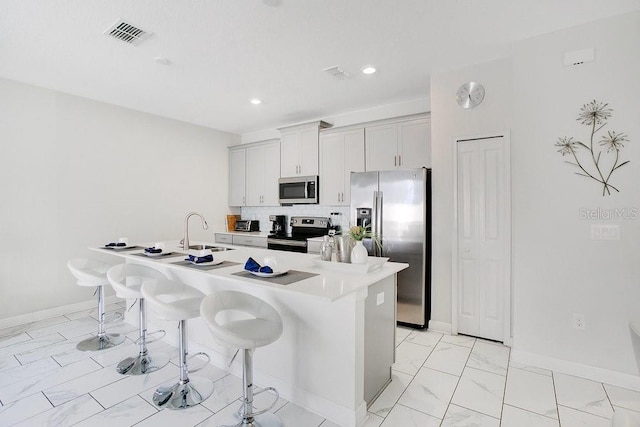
[555, 100, 630, 196]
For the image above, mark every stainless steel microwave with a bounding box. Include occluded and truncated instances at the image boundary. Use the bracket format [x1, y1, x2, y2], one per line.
[278, 175, 319, 205]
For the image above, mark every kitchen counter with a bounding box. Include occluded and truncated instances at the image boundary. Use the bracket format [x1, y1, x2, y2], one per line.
[93, 241, 407, 427]
[213, 230, 272, 237]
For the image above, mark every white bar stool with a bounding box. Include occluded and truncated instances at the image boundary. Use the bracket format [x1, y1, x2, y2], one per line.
[141, 277, 213, 409]
[200, 291, 284, 427]
[107, 263, 170, 375]
[67, 258, 125, 351]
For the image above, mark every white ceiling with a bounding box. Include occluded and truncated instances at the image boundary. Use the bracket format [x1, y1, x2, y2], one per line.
[1, 1, 639, 135]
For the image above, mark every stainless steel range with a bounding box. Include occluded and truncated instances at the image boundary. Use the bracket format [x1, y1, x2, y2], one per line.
[267, 216, 329, 253]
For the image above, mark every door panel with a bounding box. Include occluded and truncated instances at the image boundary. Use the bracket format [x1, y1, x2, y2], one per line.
[320, 133, 343, 205]
[457, 136, 508, 342]
[365, 124, 397, 171]
[380, 169, 427, 326]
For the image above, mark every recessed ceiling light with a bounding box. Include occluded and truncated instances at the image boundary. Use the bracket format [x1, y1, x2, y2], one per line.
[250, 99, 262, 105]
[361, 66, 377, 75]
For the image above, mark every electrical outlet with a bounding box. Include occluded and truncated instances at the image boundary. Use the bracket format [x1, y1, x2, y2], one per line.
[572, 313, 586, 330]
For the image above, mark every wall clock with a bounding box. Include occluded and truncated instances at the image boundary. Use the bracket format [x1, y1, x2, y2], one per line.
[456, 82, 485, 109]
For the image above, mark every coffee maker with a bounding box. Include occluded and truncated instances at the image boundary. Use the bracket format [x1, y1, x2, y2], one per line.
[269, 215, 287, 236]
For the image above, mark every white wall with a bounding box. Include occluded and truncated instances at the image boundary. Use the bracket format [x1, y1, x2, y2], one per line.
[430, 57, 514, 325]
[0, 79, 239, 320]
[430, 11, 640, 377]
[511, 12, 640, 375]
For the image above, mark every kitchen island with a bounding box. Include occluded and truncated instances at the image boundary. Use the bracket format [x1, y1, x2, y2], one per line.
[93, 241, 407, 427]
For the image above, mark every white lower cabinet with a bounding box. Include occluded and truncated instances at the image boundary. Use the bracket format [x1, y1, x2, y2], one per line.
[215, 233, 267, 248]
[232, 234, 268, 248]
[319, 128, 365, 206]
[214, 233, 233, 244]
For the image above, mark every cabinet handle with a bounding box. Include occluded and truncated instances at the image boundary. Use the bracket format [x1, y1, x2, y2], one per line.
[398, 155, 401, 166]
[394, 155, 397, 167]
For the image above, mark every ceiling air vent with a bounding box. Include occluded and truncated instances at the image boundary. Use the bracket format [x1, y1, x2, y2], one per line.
[104, 20, 152, 46]
[323, 66, 351, 80]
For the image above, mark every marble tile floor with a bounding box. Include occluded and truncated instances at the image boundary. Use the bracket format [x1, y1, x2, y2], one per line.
[1, 303, 639, 426]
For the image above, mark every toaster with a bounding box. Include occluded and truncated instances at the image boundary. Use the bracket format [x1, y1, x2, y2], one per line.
[234, 220, 260, 232]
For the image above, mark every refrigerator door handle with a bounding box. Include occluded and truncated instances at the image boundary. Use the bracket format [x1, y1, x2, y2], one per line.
[371, 191, 383, 256]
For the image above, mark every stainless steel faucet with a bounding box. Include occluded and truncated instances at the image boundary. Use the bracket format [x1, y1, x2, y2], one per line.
[182, 212, 209, 250]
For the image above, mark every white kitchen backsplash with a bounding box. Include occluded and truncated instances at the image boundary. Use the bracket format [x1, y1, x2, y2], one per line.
[241, 205, 352, 233]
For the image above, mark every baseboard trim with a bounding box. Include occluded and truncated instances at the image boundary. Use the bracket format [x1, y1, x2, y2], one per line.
[428, 320, 452, 334]
[0, 296, 121, 330]
[511, 349, 640, 392]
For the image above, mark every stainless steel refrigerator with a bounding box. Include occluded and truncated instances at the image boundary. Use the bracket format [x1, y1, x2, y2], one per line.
[350, 168, 431, 328]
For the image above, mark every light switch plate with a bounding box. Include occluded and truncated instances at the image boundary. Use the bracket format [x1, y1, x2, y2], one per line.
[376, 292, 384, 306]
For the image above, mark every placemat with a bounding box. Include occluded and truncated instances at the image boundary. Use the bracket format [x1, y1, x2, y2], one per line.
[171, 260, 241, 271]
[232, 270, 318, 286]
[101, 245, 145, 252]
[130, 252, 185, 259]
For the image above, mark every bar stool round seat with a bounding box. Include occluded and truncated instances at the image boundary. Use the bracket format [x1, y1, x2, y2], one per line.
[67, 258, 125, 351]
[141, 278, 213, 410]
[200, 291, 283, 427]
[107, 263, 170, 375]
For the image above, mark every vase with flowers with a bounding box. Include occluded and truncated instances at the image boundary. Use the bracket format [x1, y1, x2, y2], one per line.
[347, 225, 380, 264]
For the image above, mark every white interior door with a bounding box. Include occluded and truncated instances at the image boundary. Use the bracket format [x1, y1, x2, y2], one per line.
[455, 134, 510, 342]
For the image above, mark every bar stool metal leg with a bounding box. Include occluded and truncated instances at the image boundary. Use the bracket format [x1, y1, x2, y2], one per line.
[76, 285, 126, 351]
[235, 349, 282, 427]
[152, 320, 213, 409]
[116, 298, 169, 375]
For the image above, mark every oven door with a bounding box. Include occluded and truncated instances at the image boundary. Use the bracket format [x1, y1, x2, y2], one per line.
[267, 238, 308, 253]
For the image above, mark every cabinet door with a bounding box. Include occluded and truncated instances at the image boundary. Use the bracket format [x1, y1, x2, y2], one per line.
[320, 133, 344, 205]
[280, 131, 300, 177]
[299, 127, 319, 176]
[228, 148, 246, 206]
[245, 145, 266, 206]
[232, 235, 268, 248]
[399, 118, 431, 168]
[365, 123, 398, 171]
[342, 129, 365, 205]
[262, 141, 281, 206]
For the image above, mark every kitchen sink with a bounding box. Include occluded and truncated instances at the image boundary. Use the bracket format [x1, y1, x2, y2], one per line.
[187, 245, 234, 252]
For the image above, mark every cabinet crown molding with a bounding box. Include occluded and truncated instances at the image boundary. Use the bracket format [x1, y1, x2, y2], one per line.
[228, 138, 280, 150]
[278, 120, 333, 132]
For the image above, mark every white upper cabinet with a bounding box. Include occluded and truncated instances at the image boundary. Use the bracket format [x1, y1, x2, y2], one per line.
[280, 121, 331, 177]
[320, 128, 365, 206]
[246, 140, 280, 206]
[365, 117, 431, 171]
[229, 140, 280, 207]
[228, 147, 246, 206]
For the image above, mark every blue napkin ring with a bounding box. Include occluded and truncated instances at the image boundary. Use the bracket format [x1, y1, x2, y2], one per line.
[145, 247, 162, 254]
[187, 254, 213, 264]
[244, 257, 273, 273]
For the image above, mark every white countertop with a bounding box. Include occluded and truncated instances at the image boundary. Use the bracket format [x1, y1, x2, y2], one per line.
[214, 230, 271, 237]
[93, 240, 407, 302]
